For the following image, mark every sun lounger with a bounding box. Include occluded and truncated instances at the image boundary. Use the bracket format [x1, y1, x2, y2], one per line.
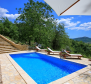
[35, 46, 47, 52]
[47, 47, 61, 55]
[60, 50, 83, 59]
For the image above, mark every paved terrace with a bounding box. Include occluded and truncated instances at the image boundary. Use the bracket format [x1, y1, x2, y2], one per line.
[0, 50, 91, 84]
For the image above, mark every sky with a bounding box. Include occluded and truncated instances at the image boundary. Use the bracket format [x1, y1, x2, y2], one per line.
[0, 0, 91, 39]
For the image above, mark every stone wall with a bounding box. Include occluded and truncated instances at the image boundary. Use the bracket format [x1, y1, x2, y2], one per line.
[0, 34, 28, 50]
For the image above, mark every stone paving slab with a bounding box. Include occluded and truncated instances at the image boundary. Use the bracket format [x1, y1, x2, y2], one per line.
[64, 70, 91, 84]
[0, 53, 26, 84]
[47, 53, 91, 84]
[0, 61, 2, 84]
[0, 50, 91, 84]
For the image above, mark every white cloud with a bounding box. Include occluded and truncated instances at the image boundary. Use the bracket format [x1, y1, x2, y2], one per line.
[56, 17, 91, 30]
[69, 22, 91, 30]
[41, 16, 54, 22]
[41, 17, 47, 21]
[79, 22, 91, 30]
[0, 7, 20, 19]
[80, 22, 91, 27]
[56, 17, 80, 27]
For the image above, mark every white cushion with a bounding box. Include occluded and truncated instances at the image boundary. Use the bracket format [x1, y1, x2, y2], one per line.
[48, 48, 53, 52]
[36, 46, 40, 50]
[64, 50, 69, 54]
[69, 54, 82, 56]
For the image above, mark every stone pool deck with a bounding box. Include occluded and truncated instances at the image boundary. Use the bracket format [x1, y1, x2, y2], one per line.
[0, 50, 91, 84]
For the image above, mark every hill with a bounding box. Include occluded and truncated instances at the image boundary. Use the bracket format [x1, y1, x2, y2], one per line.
[73, 37, 91, 44]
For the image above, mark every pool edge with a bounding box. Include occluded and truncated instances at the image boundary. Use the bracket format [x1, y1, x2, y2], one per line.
[5, 51, 91, 84]
[5, 51, 37, 84]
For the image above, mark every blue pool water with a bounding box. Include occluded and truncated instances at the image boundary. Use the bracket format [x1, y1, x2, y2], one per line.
[10, 52, 87, 84]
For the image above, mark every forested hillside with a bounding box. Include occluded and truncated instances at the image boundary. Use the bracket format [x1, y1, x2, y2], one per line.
[0, 0, 91, 58]
[73, 37, 91, 44]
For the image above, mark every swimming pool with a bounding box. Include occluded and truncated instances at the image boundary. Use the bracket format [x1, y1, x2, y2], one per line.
[10, 52, 87, 84]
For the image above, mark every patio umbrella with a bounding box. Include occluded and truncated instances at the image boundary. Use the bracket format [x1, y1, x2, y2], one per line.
[44, 0, 91, 16]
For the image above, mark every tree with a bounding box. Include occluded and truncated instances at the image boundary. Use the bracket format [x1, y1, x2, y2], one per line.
[1, 17, 19, 40]
[51, 21, 70, 50]
[0, 23, 4, 34]
[16, 0, 53, 45]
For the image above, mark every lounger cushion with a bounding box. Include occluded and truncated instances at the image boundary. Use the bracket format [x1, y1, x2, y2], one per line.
[40, 49, 46, 50]
[69, 54, 82, 56]
[48, 48, 53, 52]
[64, 50, 69, 54]
[36, 46, 41, 50]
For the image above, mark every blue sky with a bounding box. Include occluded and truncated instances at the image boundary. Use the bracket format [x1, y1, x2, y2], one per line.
[0, 0, 91, 38]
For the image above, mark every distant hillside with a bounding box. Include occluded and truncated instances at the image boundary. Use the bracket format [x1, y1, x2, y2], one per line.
[73, 37, 91, 43]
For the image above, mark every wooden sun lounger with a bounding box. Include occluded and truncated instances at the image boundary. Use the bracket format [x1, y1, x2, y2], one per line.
[47, 47, 61, 55]
[47, 51, 61, 55]
[60, 51, 83, 59]
[35, 46, 47, 52]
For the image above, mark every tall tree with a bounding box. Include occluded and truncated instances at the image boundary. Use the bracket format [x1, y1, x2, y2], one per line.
[51, 21, 70, 50]
[16, 0, 53, 45]
[1, 17, 19, 40]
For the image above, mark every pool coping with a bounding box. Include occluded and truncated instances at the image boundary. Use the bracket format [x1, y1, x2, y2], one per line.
[5, 51, 91, 84]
